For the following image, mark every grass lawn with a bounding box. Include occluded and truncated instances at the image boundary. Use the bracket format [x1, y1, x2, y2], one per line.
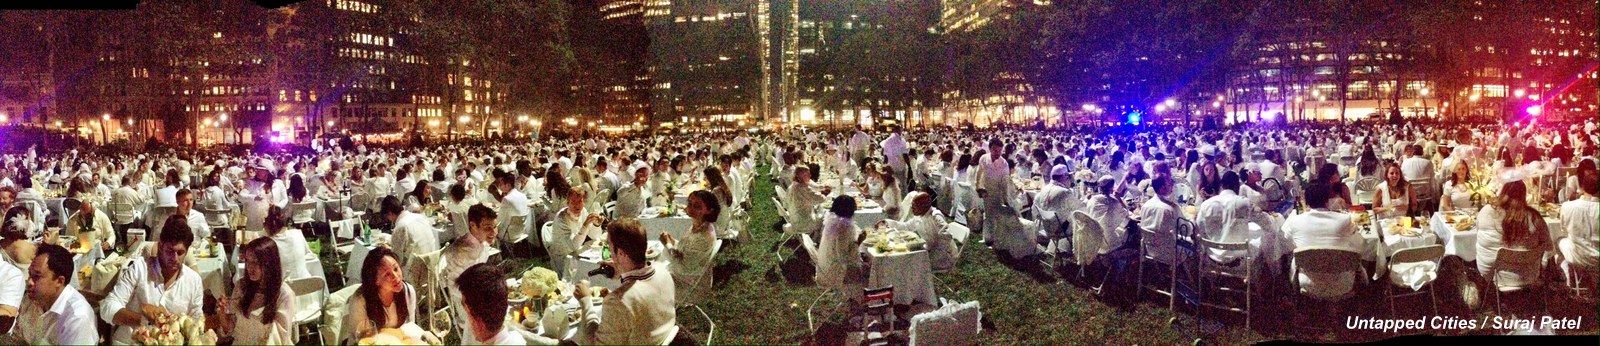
[366, 163, 1595, 345]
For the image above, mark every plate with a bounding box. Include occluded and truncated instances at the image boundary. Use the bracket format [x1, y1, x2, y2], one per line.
[645, 242, 664, 260]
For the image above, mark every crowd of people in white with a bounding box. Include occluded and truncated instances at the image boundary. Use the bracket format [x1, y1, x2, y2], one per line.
[0, 117, 1595, 344]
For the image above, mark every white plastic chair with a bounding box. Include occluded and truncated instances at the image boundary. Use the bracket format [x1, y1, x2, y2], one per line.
[288, 276, 328, 342]
[1385, 244, 1444, 318]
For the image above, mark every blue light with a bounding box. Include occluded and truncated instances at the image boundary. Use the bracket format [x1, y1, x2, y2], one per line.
[1127, 110, 1142, 125]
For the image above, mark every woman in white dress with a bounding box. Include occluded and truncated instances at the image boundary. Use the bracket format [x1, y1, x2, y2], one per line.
[1373, 162, 1414, 218]
[342, 246, 419, 344]
[264, 206, 311, 281]
[663, 190, 719, 304]
[223, 238, 295, 345]
[816, 196, 865, 297]
[1439, 163, 1476, 212]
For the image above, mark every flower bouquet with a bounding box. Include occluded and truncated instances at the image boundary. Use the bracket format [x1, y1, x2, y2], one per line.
[132, 313, 217, 345]
[517, 267, 569, 314]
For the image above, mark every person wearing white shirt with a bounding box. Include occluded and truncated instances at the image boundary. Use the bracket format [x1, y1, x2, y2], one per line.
[849, 128, 871, 163]
[1033, 165, 1082, 235]
[1137, 177, 1181, 265]
[442, 205, 499, 343]
[1283, 173, 1366, 301]
[164, 189, 211, 240]
[154, 170, 181, 207]
[382, 196, 438, 277]
[885, 192, 959, 271]
[101, 218, 206, 344]
[815, 197, 865, 294]
[785, 164, 831, 235]
[110, 175, 146, 227]
[1086, 176, 1131, 254]
[550, 189, 603, 276]
[223, 238, 297, 345]
[1196, 172, 1263, 264]
[1474, 181, 1553, 289]
[15, 245, 99, 345]
[495, 175, 531, 219]
[63, 196, 116, 252]
[881, 130, 909, 189]
[1558, 161, 1598, 270]
[0, 228, 24, 334]
[615, 166, 651, 220]
[573, 219, 677, 345]
[1399, 145, 1434, 182]
[260, 206, 312, 281]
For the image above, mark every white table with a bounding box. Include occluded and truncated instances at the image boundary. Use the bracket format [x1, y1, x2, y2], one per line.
[863, 248, 937, 306]
[637, 208, 691, 241]
[567, 241, 667, 289]
[1361, 218, 1441, 279]
[1429, 212, 1479, 260]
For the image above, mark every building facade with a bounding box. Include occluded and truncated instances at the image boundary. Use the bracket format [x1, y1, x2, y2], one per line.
[646, 0, 765, 128]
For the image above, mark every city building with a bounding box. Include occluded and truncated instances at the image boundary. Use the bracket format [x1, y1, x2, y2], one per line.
[597, 0, 654, 125]
[646, 0, 766, 128]
[782, 0, 943, 128]
[937, 0, 1058, 127]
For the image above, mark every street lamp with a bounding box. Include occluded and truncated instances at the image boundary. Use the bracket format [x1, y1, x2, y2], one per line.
[219, 113, 228, 122]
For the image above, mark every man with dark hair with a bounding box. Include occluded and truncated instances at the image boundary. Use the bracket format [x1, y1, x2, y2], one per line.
[456, 263, 519, 345]
[1197, 171, 1269, 266]
[443, 204, 500, 341]
[386, 192, 438, 269]
[163, 189, 210, 240]
[101, 217, 204, 344]
[15, 244, 98, 344]
[574, 219, 676, 345]
[1282, 180, 1363, 300]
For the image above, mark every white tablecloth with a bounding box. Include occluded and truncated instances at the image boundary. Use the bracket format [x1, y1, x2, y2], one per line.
[1429, 212, 1479, 260]
[1362, 218, 1441, 280]
[567, 241, 667, 289]
[864, 249, 936, 305]
[637, 209, 691, 241]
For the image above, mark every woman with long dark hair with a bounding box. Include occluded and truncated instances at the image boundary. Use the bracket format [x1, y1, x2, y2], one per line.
[341, 246, 417, 343]
[663, 190, 721, 303]
[225, 237, 295, 345]
[1373, 162, 1415, 218]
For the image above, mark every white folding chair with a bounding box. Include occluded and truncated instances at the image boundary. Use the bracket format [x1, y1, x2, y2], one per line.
[288, 276, 329, 342]
[1490, 247, 1547, 316]
[678, 239, 722, 345]
[1291, 246, 1362, 333]
[1385, 245, 1444, 318]
[1195, 237, 1253, 330]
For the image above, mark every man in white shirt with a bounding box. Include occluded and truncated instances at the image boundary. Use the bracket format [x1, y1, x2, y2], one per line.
[0, 230, 24, 334]
[614, 166, 650, 220]
[64, 194, 116, 251]
[16, 245, 99, 345]
[443, 205, 499, 343]
[880, 129, 909, 190]
[1197, 172, 1264, 264]
[849, 128, 871, 163]
[885, 192, 958, 271]
[455, 264, 523, 345]
[1137, 177, 1181, 265]
[1086, 176, 1131, 254]
[574, 219, 676, 345]
[596, 158, 622, 203]
[1033, 165, 1082, 236]
[495, 175, 531, 230]
[163, 189, 211, 240]
[108, 175, 146, 226]
[154, 170, 181, 207]
[101, 219, 206, 344]
[1399, 144, 1433, 182]
[383, 196, 438, 275]
[1559, 161, 1599, 270]
[1282, 182, 1364, 301]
